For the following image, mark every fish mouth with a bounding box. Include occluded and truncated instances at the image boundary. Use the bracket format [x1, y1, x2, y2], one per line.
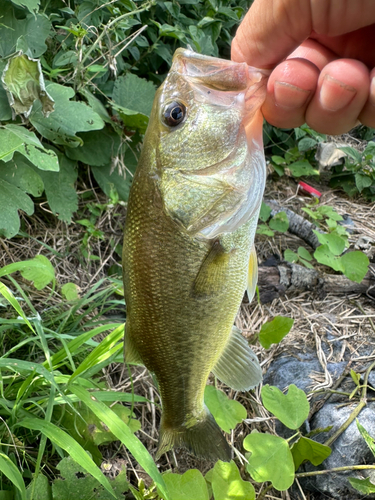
[172, 48, 270, 92]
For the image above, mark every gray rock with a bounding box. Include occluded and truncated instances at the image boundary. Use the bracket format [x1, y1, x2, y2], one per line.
[300, 403, 375, 499]
[263, 353, 346, 393]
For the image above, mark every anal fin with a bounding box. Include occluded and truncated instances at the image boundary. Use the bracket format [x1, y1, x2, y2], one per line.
[124, 323, 143, 365]
[247, 246, 258, 302]
[212, 326, 262, 391]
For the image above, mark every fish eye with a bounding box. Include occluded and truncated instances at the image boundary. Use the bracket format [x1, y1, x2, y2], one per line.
[163, 101, 186, 127]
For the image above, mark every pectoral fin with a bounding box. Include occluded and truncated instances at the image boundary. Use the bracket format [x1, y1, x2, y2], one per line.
[193, 240, 231, 296]
[124, 323, 143, 365]
[212, 326, 262, 391]
[247, 246, 258, 302]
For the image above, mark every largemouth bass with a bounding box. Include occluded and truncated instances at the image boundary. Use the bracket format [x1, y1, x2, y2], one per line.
[122, 49, 267, 462]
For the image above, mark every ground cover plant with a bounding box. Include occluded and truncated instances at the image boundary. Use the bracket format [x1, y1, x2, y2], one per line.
[1, 0, 375, 498]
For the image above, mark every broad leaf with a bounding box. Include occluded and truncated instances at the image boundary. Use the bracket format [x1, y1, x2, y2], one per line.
[211, 461, 255, 500]
[356, 419, 375, 457]
[298, 246, 312, 261]
[244, 432, 295, 491]
[159, 470, 209, 500]
[284, 249, 298, 263]
[61, 283, 80, 301]
[0, 255, 55, 290]
[313, 231, 346, 256]
[52, 457, 128, 500]
[0, 452, 26, 500]
[291, 436, 331, 470]
[2, 54, 54, 117]
[261, 385, 309, 430]
[355, 173, 372, 192]
[288, 160, 319, 177]
[256, 224, 274, 237]
[204, 385, 246, 433]
[339, 251, 369, 283]
[0, 179, 34, 238]
[10, 0, 39, 13]
[0, 155, 43, 197]
[91, 147, 138, 202]
[258, 316, 294, 349]
[35, 154, 78, 222]
[0, 125, 59, 170]
[259, 202, 272, 222]
[349, 477, 375, 494]
[26, 474, 52, 500]
[30, 83, 104, 147]
[65, 127, 121, 167]
[112, 73, 156, 117]
[269, 211, 289, 232]
[0, 3, 51, 58]
[314, 245, 344, 272]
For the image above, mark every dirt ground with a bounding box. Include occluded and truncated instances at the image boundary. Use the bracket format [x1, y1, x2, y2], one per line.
[1, 155, 375, 499]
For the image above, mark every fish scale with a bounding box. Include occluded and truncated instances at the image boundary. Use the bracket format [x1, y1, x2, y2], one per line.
[122, 49, 268, 461]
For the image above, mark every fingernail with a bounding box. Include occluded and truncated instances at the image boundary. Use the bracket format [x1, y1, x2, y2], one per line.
[274, 81, 311, 109]
[320, 75, 357, 111]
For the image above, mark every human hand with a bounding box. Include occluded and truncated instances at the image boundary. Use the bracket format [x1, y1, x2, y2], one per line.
[231, 0, 375, 134]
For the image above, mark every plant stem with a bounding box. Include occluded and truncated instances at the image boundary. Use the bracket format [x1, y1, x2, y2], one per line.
[323, 360, 375, 447]
[296, 464, 375, 478]
[256, 483, 274, 500]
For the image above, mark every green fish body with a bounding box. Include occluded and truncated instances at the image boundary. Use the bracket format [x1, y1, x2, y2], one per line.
[122, 49, 267, 461]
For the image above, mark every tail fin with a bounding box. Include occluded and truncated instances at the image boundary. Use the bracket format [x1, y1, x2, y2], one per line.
[156, 408, 231, 462]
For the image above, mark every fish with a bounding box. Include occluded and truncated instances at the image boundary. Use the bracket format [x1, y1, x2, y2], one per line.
[122, 48, 268, 462]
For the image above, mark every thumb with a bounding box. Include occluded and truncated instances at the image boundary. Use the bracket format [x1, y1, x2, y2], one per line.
[231, 0, 312, 68]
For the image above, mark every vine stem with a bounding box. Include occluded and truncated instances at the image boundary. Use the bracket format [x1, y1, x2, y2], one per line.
[76, 0, 155, 78]
[323, 359, 375, 447]
[296, 464, 375, 478]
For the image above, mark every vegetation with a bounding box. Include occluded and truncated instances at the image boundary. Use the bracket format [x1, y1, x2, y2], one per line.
[1, 0, 375, 498]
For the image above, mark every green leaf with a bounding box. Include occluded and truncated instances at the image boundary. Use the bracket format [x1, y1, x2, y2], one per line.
[339, 251, 369, 283]
[256, 224, 274, 237]
[26, 474, 52, 500]
[0, 155, 43, 197]
[356, 419, 375, 457]
[299, 257, 315, 269]
[350, 369, 361, 386]
[0, 5, 51, 58]
[0, 452, 26, 500]
[313, 231, 346, 256]
[61, 283, 80, 301]
[0, 178, 34, 238]
[269, 211, 289, 232]
[314, 245, 344, 272]
[65, 127, 121, 167]
[211, 461, 255, 500]
[159, 470, 208, 500]
[52, 456, 129, 500]
[112, 73, 156, 117]
[91, 147, 138, 202]
[204, 385, 246, 433]
[0, 125, 59, 170]
[18, 418, 116, 498]
[261, 385, 309, 429]
[298, 137, 317, 152]
[355, 173, 372, 192]
[284, 249, 298, 263]
[291, 436, 331, 470]
[258, 316, 294, 349]
[2, 54, 54, 117]
[70, 386, 168, 499]
[259, 202, 272, 222]
[288, 160, 319, 177]
[0, 282, 35, 331]
[364, 141, 375, 157]
[349, 477, 375, 494]
[30, 83, 104, 147]
[0, 255, 55, 290]
[113, 105, 149, 134]
[317, 206, 343, 221]
[35, 154, 78, 222]
[298, 247, 312, 261]
[244, 432, 295, 491]
[339, 146, 362, 163]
